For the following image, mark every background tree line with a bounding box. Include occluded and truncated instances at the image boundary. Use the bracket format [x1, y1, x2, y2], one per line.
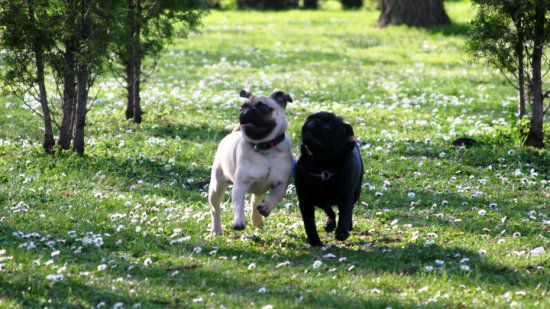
[1, 0, 546, 155]
[0, 0, 206, 155]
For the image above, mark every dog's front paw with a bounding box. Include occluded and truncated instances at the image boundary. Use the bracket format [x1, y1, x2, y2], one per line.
[210, 228, 223, 236]
[230, 219, 246, 231]
[308, 238, 323, 247]
[256, 204, 271, 217]
[335, 229, 350, 241]
[324, 218, 336, 232]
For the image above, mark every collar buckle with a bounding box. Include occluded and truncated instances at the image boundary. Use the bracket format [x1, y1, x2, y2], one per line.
[319, 171, 332, 180]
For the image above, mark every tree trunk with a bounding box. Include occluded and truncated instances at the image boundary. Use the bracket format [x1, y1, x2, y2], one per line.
[378, 0, 450, 28]
[73, 0, 91, 156]
[132, 0, 142, 124]
[125, 60, 135, 120]
[73, 67, 88, 155]
[514, 18, 527, 135]
[27, 0, 55, 154]
[58, 42, 77, 149]
[525, 0, 545, 148]
[133, 58, 142, 123]
[124, 0, 143, 123]
[303, 0, 318, 9]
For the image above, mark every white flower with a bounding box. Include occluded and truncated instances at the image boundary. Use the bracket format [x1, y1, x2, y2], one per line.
[508, 150, 515, 155]
[192, 298, 203, 303]
[45, 274, 64, 281]
[530, 247, 545, 255]
[143, 258, 152, 266]
[370, 288, 382, 294]
[407, 192, 416, 198]
[113, 302, 124, 309]
[258, 287, 267, 293]
[478, 209, 486, 216]
[97, 264, 107, 271]
[439, 152, 446, 158]
[312, 260, 322, 269]
[435, 260, 445, 266]
[424, 266, 434, 272]
[323, 253, 336, 258]
[51, 250, 60, 257]
[276, 261, 290, 268]
[247, 263, 256, 270]
[164, 164, 172, 171]
[460, 265, 471, 271]
[479, 249, 487, 255]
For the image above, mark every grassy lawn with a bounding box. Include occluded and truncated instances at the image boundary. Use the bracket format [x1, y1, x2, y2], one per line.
[0, 2, 549, 308]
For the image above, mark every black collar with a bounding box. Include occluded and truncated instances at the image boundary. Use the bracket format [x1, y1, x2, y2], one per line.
[307, 170, 335, 181]
[249, 134, 286, 152]
[296, 162, 336, 181]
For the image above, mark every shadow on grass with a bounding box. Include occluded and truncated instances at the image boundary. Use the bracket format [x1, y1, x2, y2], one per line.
[0, 221, 412, 307]
[0, 210, 546, 307]
[425, 22, 471, 36]
[148, 122, 232, 143]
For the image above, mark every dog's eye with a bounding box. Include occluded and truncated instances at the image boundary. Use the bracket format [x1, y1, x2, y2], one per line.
[240, 103, 249, 110]
[256, 103, 272, 113]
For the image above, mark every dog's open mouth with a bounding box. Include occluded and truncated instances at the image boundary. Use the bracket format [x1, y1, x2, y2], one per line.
[240, 123, 254, 129]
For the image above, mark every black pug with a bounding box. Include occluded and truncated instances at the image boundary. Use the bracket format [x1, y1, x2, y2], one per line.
[295, 112, 364, 246]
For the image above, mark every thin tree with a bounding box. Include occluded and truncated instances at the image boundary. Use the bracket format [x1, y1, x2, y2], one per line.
[467, 0, 549, 148]
[0, 0, 58, 154]
[113, 0, 206, 124]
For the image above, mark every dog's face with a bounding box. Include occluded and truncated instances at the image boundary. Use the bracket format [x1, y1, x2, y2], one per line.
[301, 112, 356, 161]
[238, 90, 292, 142]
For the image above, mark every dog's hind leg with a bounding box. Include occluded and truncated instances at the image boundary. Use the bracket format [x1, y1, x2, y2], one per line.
[335, 200, 354, 241]
[208, 169, 228, 236]
[251, 194, 264, 228]
[323, 207, 336, 233]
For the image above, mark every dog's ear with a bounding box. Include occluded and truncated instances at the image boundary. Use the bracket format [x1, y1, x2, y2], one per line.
[240, 89, 252, 99]
[270, 91, 292, 109]
[344, 123, 355, 139]
[344, 123, 357, 150]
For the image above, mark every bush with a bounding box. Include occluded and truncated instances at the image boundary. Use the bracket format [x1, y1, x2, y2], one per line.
[237, 0, 299, 10]
[341, 0, 363, 9]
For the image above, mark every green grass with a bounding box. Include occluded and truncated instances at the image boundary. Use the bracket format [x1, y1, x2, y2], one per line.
[0, 2, 549, 308]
